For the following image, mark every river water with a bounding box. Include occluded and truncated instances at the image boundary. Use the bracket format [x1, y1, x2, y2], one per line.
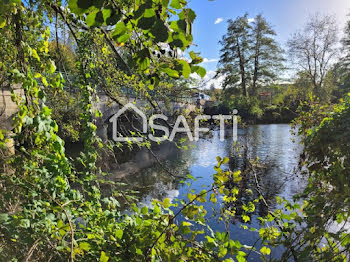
[111, 124, 306, 260]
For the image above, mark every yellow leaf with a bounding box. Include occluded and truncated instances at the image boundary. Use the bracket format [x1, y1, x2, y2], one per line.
[0, 18, 6, 29]
[163, 198, 170, 208]
[32, 49, 40, 61]
[260, 246, 271, 255]
[100, 251, 109, 262]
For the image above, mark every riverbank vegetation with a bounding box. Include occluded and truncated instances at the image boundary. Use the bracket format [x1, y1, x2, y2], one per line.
[214, 13, 350, 124]
[0, 0, 350, 261]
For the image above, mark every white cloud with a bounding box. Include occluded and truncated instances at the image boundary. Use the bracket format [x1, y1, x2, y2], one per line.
[202, 58, 219, 63]
[214, 17, 224, 24]
[248, 18, 255, 23]
[190, 70, 225, 90]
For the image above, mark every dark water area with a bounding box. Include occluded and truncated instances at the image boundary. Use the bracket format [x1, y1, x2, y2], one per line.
[109, 124, 306, 261]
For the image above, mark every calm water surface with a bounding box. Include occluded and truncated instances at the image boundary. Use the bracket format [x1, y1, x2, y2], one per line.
[112, 124, 306, 261]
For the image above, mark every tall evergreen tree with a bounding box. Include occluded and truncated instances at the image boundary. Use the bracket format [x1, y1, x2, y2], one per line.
[218, 14, 283, 97]
[218, 14, 251, 97]
[251, 14, 284, 96]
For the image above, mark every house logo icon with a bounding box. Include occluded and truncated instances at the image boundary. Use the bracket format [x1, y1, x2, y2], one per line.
[109, 103, 147, 142]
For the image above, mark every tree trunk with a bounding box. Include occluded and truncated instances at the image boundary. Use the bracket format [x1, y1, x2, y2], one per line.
[236, 40, 248, 97]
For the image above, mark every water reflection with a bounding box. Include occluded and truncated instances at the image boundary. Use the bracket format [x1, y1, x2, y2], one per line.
[110, 124, 306, 260]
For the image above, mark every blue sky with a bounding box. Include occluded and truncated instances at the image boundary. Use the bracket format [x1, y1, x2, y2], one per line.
[187, 0, 350, 88]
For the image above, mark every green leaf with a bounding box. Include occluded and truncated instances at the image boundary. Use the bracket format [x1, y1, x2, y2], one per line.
[77, 0, 94, 9]
[191, 65, 206, 77]
[138, 16, 156, 30]
[20, 219, 30, 228]
[170, 0, 183, 9]
[206, 236, 215, 244]
[0, 214, 10, 223]
[79, 242, 91, 251]
[49, 60, 56, 74]
[189, 51, 203, 64]
[162, 0, 170, 7]
[141, 206, 148, 215]
[178, 60, 191, 78]
[85, 10, 98, 26]
[218, 247, 228, 258]
[32, 49, 40, 61]
[177, 19, 187, 33]
[163, 198, 170, 208]
[117, 34, 130, 43]
[150, 20, 169, 42]
[0, 17, 6, 28]
[137, 55, 150, 71]
[186, 9, 196, 23]
[115, 229, 123, 239]
[171, 32, 189, 49]
[102, 9, 112, 22]
[144, 9, 156, 18]
[99, 251, 109, 262]
[160, 66, 179, 78]
[112, 22, 127, 39]
[106, 9, 121, 25]
[68, 0, 93, 15]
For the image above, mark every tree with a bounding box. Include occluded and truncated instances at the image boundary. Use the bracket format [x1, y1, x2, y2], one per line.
[331, 15, 350, 97]
[251, 14, 284, 96]
[342, 15, 350, 69]
[287, 14, 339, 96]
[218, 14, 250, 97]
[218, 14, 283, 97]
